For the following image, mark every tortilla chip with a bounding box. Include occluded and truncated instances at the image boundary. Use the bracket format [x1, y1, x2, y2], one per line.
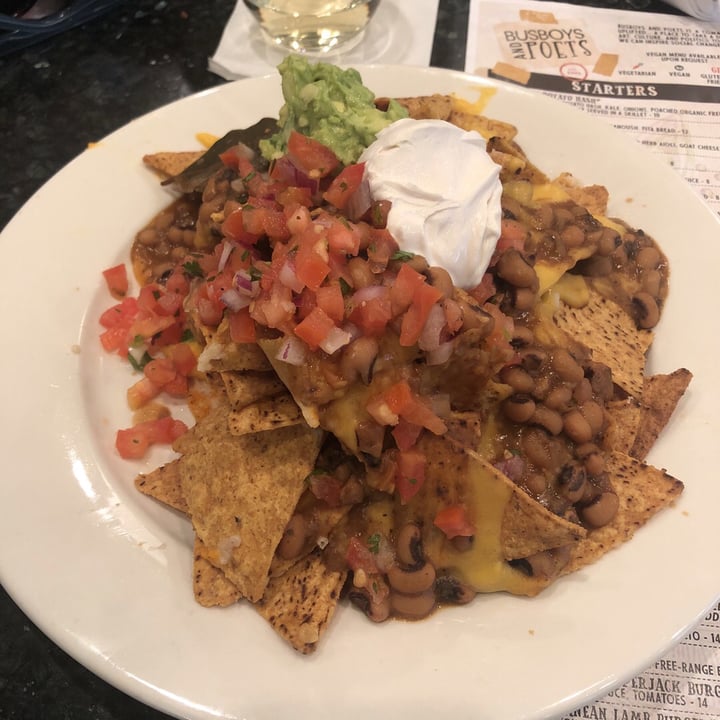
[631, 368, 693, 460]
[135, 459, 189, 514]
[221, 370, 286, 409]
[604, 397, 642, 455]
[179, 401, 323, 602]
[255, 552, 346, 654]
[554, 172, 609, 217]
[560, 451, 683, 576]
[448, 109, 518, 142]
[395, 94, 453, 121]
[554, 289, 653, 399]
[227, 393, 304, 436]
[143, 151, 203, 179]
[193, 536, 243, 608]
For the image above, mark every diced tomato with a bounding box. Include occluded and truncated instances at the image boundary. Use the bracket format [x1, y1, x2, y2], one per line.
[99, 297, 138, 329]
[391, 418, 423, 452]
[399, 282, 443, 347]
[433, 504, 475, 539]
[102, 263, 129, 298]
[99, 325, 131, 355]
[127, 376, 161, 410]
[345, 536, 380, 575]
[276, 186, 313, 209]
[165, 267, 191, 296]
[115, 426, 151, 459]
[286, 131, 339, 178]
[227, 307, 257, 343]
[163, 373, 189, 398]
[295, 247, 330, 292]
[390, 263, 426, 315]
[156, 291, 184, 317]
[315, 282, 345, 324]
[322, 163, 365, 210]
[130, 313, 178, 340]
[348, 289, 392, 337]
[294, 306, 336, 351]
[327, 219, 361, 255]
[469, 273, 496, 305]
[144, 358, 177, 386]
[382, 380, 447, 436]
[366, 229, 398, 271]
[491, 218, 528, 266]
[219, 145, 244, 170]
[163, 342, 198, 376]
[395, 449, 426, 504]
[197, 297, 224, 327]
[222, 208, 261, 245]
[307, 472, 343, 507]
[367, 199, 391, 229]
[115, 416, 188, 459]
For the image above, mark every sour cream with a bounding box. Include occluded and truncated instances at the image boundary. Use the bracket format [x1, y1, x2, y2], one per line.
[359, 118, 503, 289]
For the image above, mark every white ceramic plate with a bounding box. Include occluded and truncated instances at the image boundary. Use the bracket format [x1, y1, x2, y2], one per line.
[1, 65, 719, 720]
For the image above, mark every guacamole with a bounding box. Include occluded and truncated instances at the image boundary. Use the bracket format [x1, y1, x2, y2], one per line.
[259, 55, 408, 166]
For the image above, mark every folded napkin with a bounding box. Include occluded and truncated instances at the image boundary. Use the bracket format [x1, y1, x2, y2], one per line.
[209, 0, 440, 79]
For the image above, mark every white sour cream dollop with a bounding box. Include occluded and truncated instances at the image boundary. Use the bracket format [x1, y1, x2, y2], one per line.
[359, 118, 503, 289]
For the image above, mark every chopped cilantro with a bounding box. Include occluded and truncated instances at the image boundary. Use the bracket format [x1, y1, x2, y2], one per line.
[339, 277, 352, 297]
[391, 250, 415, 262]
[183, 260, 204, 278]
[181, 329, 195, 342]
[128, 350, 152, 372]
[249, 266, 262, 281]
[367, 533, 381, 554]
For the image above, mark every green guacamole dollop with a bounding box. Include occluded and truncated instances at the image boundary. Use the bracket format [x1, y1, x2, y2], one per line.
[259, 55, 408, 166]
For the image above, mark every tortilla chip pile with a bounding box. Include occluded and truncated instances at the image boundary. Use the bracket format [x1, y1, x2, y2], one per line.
[131, 94, 690, 654]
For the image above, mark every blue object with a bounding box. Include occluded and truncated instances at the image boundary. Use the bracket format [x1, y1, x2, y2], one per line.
[0, 0, 123, 56]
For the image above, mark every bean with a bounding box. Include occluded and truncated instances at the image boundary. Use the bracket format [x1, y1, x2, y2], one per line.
[277, 514, 307, 560]
[595, 227, 621, 256]
[512, 287, 536, 311]
[557, 462, 587, 503]
[347, 257, 374, 289]
[524, 472, 547, 495]
[631, 292, 660, 329]
[395, 523, 424, 567]
[531, 406, 563, 435]
[426, 266, 454, 299]
[137, 228, 160, 246]
[406, 255, 430, 274]
[579, 491, 619, 528]
[434, 575, 476, 605]
[636, 245, 661, 269]
[560, 224, 585, 248]
[500, 366, 535, 393]
[340, 336, 379, 385]
[522, 429, 556, 470]
[519, 348, 546, 372]
[641, 268, 662, 296]
[348, 590, 390, 623]
[573, 378, 593, 403]
[502, 394, 536, 423]
[387, 561, 436, 594]
[563, 409, 593, 444]
[551, 348, 584, 384]
[544, 385, 573, 412]
[389, 588, 436, 619]
[458, 300, 494, 336]
[553, 206, 575, 230]
[579, 400, 605, 435]
[511, 325, 534, 348]
[496, 249, 538, 289]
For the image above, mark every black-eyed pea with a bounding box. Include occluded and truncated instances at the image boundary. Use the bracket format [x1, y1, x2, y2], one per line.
[551, 348, 585, 384]
[389, 588, 436, 619]
[499, 365, 535, 393]
[502, 394, 537, 423]
[579, 400, 605, 436]
[579, 491, 619, 528]
[531, 406, 564, 436]
[387, 561, 436, 594]
[636, 245, 661, 269]
[631, 292, 660, 329]
[544, 385, 573, 412]
[277, 514, 308, 561]
[563, 409, 593, 444]
[560, 224, 585, 248]
[395, 523, 424, 567]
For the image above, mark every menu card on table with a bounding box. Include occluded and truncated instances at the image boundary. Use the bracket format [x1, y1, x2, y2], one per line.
[466, 2, 720, 717]
[466, 0, 720, 216]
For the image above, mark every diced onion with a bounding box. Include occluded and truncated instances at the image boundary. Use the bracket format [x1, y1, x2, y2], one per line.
[426, 340, 454, 366]
[418, 304, 446, 352]
[233, 270, 259, 297]
[346, 177, 373, 221]
[276, 335, 307, 366]
[217, 240, 236, 273]
[221, 288, 251, 312]
[278, 260, 305, 293]
[319, 325, 352, 355]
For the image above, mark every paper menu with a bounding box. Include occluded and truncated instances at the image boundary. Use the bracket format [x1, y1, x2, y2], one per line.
[465, 0, 720, 215]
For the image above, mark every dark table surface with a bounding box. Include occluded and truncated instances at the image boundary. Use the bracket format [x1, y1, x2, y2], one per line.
[0, 0, 688, 718]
